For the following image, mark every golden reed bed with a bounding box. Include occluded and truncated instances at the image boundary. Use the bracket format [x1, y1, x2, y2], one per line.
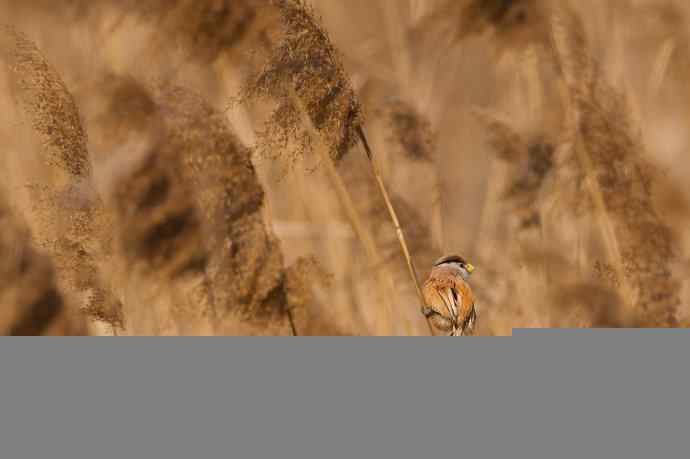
[1, 0, 688, 335]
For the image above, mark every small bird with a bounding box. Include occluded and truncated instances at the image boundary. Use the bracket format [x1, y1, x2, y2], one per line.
[422, 255, 477, 336]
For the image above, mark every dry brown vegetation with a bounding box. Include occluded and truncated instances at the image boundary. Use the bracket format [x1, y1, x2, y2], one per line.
[1, 0, 689, 335]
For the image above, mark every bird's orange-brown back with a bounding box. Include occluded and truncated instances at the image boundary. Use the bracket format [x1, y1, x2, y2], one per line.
[424, 265, 475, 322]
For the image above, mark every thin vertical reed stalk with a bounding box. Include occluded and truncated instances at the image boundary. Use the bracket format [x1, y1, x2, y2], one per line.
[572, 132, 636, 309]
[357, 126, 434, 334]
[384, 99, 444, 253]
[551, 11, 636, 310]
[287, 310, 298, 336]
[648, 39, 675, 98]
[289, 91, 402, 335]
[244, 0, 434, 334]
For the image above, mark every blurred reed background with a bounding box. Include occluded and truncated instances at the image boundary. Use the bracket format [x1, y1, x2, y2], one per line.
[1, 0, 689, 335]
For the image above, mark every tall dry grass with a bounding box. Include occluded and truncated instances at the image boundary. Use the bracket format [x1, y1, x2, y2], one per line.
[2, 0, 690, 334]
[0, 193, 86, 335]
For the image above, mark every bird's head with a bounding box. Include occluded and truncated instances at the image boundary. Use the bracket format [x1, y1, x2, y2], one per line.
[434, 254, 475, 280]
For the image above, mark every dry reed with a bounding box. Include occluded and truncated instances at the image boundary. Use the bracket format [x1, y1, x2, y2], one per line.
[289, 87, 398, 333]
[384, 99, 435, 163]
[88, 78, 214, 334]
[0, 195, 86, 336]
[1, 27, 121, 331]
[1, 26, 91, 178]
[157, 84, 326, 334]
[552, 7, 681, 327]
[460, 0, 548, 43]
[243, 0, 432, 333]
[475, 110, 556, 231]
[381, 99, 444, 251]
[161, 0, 278, 62]
[2, 0, 689, 335]
[157, 85, 283, 322]
[412, 0, 549, 52]
[243, 0, 363, 163]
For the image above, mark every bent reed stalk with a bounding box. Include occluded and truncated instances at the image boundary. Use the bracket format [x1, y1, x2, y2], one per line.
[245, 0, 433, 334]
[356, 126, 434, 334]
[288, 89, 406, 335]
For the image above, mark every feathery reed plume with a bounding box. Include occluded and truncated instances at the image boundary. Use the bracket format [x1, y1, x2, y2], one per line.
[413, 0, 548, 51]
[0, 195, 86, 336]
[475, 110, 555, 230]
[114, 149, 208, 280]
[82, 0, 280, 67]
[83, 287, 123, 332]
[111, 137, 214, 335]
[551, 8, 681, 327]
[1, 28, 122, 330]
[87, 74, 160, 156]
[83, 76, 213, 334]
[159, 0, 278, 63]
[384, 99, 435, 162]
[504, 139, 555, 229]
[1, 26, 91, 178]
[284, 256, 345, 336]
[104, 99, 201, 278]
[474, 110, 528, 163]
[243, 0, 432, 332]
[471, 110, 547, 332]
[456, 0, 546, 41]
[156, 85, 319, 334]
[381, 99, 446, 250]
[519, 246, 640, 328]
[72, 77, 153, 334]
[286, 88, 398, 333]
[549, 283, 642, 328]
[243, 0, 362, 163]
[156, 86, 276, 318]
[6, 0, 280, 73]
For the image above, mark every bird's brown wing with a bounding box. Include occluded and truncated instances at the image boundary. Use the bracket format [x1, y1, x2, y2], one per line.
[422, 279, 455, 332]
[423, 266, 477, 334]
[452, 278, 476, 328]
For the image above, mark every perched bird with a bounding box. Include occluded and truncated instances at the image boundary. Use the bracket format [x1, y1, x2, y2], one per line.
[422, 255, 477, 336]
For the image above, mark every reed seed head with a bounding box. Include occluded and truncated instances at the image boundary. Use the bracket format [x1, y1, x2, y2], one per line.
[165, 0, 276, 62]
[1, 27, 91, 178]
[114, 147, 209, 279]
[552, 9, 682, 327]
[384, 100, 435, 162]
[440, 0, 549, 48]
[0, 195, 86, 335]
[476, 110, 555, 229]
[244, 0, 363, 163]
[156, 85, 296, 323]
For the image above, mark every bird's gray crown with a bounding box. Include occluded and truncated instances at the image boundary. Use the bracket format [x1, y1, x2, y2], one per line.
[434, 255, 467, 267]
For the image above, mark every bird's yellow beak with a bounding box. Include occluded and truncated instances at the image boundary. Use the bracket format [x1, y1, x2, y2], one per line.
[465, 263, 475, 274]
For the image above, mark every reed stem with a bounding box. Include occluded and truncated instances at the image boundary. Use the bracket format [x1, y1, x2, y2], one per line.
[287, 309, 298, 336]
[357, 126, 435, 334]
[288, 92, 402, 335]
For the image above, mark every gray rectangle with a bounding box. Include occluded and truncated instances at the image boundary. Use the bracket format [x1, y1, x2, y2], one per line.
[0, 336, 688, 459]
